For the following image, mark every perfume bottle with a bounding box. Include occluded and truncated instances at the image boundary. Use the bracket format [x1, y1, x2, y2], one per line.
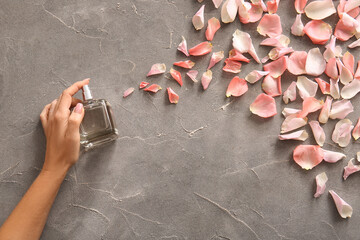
[80, 85, 118, 151]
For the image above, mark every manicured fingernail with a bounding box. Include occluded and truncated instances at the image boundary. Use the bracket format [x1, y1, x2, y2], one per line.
[74, 103, 83, 114]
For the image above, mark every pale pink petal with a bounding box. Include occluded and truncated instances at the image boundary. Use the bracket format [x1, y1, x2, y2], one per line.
[338, 0, 360, 18]
[232, 29, 260, 63]
[315, 78, 330, 94]
[334, 13, 357, 41]
[228, 49, 250, 62]
[260, 35, 290, 48]
[279, 130, 308, 141]
[309, 121, 326, 146]
[167, 87, 179, 104]
[325, 57, 339, 79]
[268, 47, 294, 61]
[250, 93, 277, 118]
[341, 78, 360, 99]
[283, 81, 297, 104]
[330, 100, 354, 119]
[304, 0, 336, 20]
[262, 75, 282, 97]
[245, 70, 269, 84]
[263, 56, 288, 78]
[201, 70, 213, 90]
[297, 97, 323, 118]
[189, 42, 213, 56]
[344, 0, 360, 13]
[355, 60, 360, 79]
[293, 145, 324, 170]
[358, 152, 360, 161]
[330, 78, 340, 99]
[343, 51, 355, 74]
[139, 81, 149, 89]
[257, 14, 282, 37]
[247, 3, 264, 23]
[177, 36, 189, 57]
[319, 96, 332, 124]
[213, 0, 224, 8]
[343, 159, 360, 180]
[186, 70, 199, 83]
[296, 76, 318, 99]
[267, 0, 280, 14]
[238, 1, 252, 24]
[221, 0, 238, 23]
[348, 37, 360, 48]
[173, 60, 195, 69]
[352, 117, 360, 140]
[323, 35, 342, 61]
[144, 84, 162, 93]
[288, 51, 307, 75]
[295, 0, 308, 13]
[123, 87, 135, 98]
[147, 63, 166, 77]
[226, 76, 248, 97]
[314, 172, 328, 198]
[329, 190, 353, 218]
[192, 5, 205, 30]
[282, 108, 301, 117]
[291, 14, 305, 36]
[281, 115, 308, 133]
[338, 60, 354, 85]
[332, 119, 354, 147]
[303, 20, 332, 45]
[305, 48, 326, 76]
[206, 17, 221, 41]
[323, 149, 346, 163]
[208, 51, 224, 70]
[223, 59, 242, 73]
[170, 68, 183, 86]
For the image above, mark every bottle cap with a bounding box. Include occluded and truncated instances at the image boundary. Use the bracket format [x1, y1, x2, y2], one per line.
[82, 85, 93, 100]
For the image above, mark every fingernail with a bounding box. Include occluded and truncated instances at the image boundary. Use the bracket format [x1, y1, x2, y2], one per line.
[74, 103, 83, 114]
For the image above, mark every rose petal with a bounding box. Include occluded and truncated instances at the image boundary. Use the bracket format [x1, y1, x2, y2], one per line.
[228, 49, 250, 62]
[358, 152, 360, 161]
[319, 96, 332, 124]
[170, 68, 183, 86]
[323, 149, 346, 163]
[177, 36, 189, 57]
[232, 29, 260, 63]
[344, 0, 360, 12]
[309, 121, 326, 146]
[343, 159, 360, 180]
[291, 14, 305, 36]
[304, 0, 336, 20]
[248, 3, 264, 23]
[144, 84, 162, 93]
[201, 70, 213, 90]
[332, 119, 354, 147]
[338, 0, 360, 18]
[343, 51, 355, 74]
[314, 172, 328, 198]
[296, 76, 318, 99]
[186, 70, 199, 83]
[213, 0, 224, 8]
[206, 17, 221, 41]
[341, 78, 360, 99]
[257, 14, 283, 37]
[288, 51, 307, 75]
[250, 93, 277, 118]
[282, 108, 301, 117]
[303, 20, 332, 45]
[293, 145, 324, 170]
[192, 5, 205, 30]
[189, 42, 213, 56]
[223, 59, 242, 73]
[167, 87, 179, 104]
[226, 76, 248, 97]
[123, 87, 135, 98]
[315, 78, 330, 94]
[334, 13, 358, 41]
[348, 37, 360, 48]
[279, 130, 309, 141]
[147, 63, 166, 77]
[297, 97, 323, 118]
[330, 78, 340, 99]
[267, 0, 280, 14]
[173, 60, 195, 69]
[330, 99, 354, 119]
[329, 190, 353, 218]
[323, 35, 342, 61]
[262, 75, 282, 97]
[281, 115, 308, 133]
[139, 81, 149, 89]
[268, 47, 294, 61]
[238, 1, 251, 24]
[221, 0, 238, 23]
[245, 70, 269, 84]
[305, 48, 326, 76]
[352, 117, 360, 140]
[325, 57, 339, 79]
[295, 0, 308, 13]
[355, 60, 360, 79]
[208, 51, 224, 70]
[263, 56, 288, 78]
[260, 35, 290, 48]
[283, 81, 297, 104]
[338, 60, 354, 85]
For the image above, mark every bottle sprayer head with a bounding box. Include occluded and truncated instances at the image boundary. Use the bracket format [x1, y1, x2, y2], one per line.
[82, 85, 93, 101]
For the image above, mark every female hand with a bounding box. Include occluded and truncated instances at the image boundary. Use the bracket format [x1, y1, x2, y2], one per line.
[39, 78, 89, 176]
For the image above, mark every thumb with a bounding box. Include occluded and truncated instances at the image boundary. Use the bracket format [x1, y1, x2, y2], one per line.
[67, 103, 85, 136]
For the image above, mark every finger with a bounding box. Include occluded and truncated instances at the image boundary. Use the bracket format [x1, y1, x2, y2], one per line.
[58, 78, 90, 111]
[40, 103, 51, 129]
[71, 97, 83, 108]
[48, 100, 58, 119]
[67, 103, 85, 138]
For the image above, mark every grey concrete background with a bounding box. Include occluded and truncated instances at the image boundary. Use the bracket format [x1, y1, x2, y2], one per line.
[1, 0, 360, 239]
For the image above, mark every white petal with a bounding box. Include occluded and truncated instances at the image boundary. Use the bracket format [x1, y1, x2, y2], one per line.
[221, 0, 238, 23]
[341, 78, 360, 99]
[245, 70, 269, 84]
[314, 172, 328, 198]
[343, 159, 360, 180]
[296, 76, 318, 99]
[306, 48, 326, 76]
[330, 78, 340, 99]
[309, 121, 326, 146]
[291, 14, 305, 36]
[192, 5, 205, 30]
[282, 108, 301, 117]
[332, 119, 354, 147]
[319, 96, 332, 124]
[279, 130, 309, 141]
[283, 81, 297, 104]
[232, 29, 260, 63]
[281, 115, 308, 133]
[213, 0, 224, 8]
[348, 38, 360, 48]
[304, 0, 336, 20]
[323, 149, 346, 163]
[329, 190, 353, 218]
[330, 100, 354, 120]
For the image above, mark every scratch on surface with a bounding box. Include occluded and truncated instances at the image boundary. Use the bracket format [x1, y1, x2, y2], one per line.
[116, 206, 164, 225]
[160, 235, 179, 239]
[210, 234, 231, 240]
[321, 221, 340, 240]
[50, 69, 70, 88]
[119, 211, 140, 237]
[263, 223, 293, 240]
[179, 120, 207, 137]
[250, 169, 260, 181]
[85, 185, 122, 202]
[0, 180, 22, 186]
[118, 135, 175, 146]
[166, 31, 173, 49]
[215, 99, 236, 111]
[0, 161, 21, 176]
[194, 192, 260, 240]
[251, 160, 288, 170]
[132, 3, 141, 16]
[70, 204, 110, 222]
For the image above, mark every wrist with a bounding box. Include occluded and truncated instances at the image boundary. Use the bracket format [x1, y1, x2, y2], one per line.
[40, 164, 70, 181]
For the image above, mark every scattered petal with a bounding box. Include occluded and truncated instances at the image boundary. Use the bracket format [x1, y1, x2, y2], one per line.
[338, 60, 354, 85]
[245, 3, 263, 23]
[352, 117, 360, 140]
[279, 130, 308, 141]
[238, 0, 252, 24]
[297, 97, 323, 118]
[295, 0, 308, 13]
[282, 108, 301, 117]
[147, 63, 166, 77]
[314, 172, 328, 198]
[221, 0, 238, 23]
[281, 115, 308, 133]
[139, 81, 149, 89]
[123, 87, 135, 98]
[332, 119, 354, 147]
[170, 68, 183, 86]
[291, 14, 305, 36]
[245, 70, 269, 84]
[355, 60, 360, 79]
[177, 36, 189, 57]
[223, 59, 242, 73]
[303, 20, 332, 45]
[330, 78, 340, 99]
[305, 48, 326, 76]
[267, 0, 280, 14]
[260, 35, 290, 48]
[323, 35, 342, 61]
[296, 76, 318, 99]
[304, 0, 336, 20]
[228, 49, 250, 62]
[144, 84, 162, 93]
[192, 5, 205, 30]
[232, 29, 260, 63]
[208, 51, 224, 70]
[257, 14, 283, 37]
[348, 37, 360, 48]
[167, 87, 179, 104]
[315, 78, 330, 94]
[262, 75, 282, 97]
[293, 145, 324, 170]
[288, 51, 307, 75]
[173, 60, 195, 69]
[334, 13, 358, 41]
[201, 70, 213, 90]
[330, 100, 354, 119]
[341, 78, 360, 99]
[343, 51, 355, 74]
[189, 41, 213, 56]
[319, 96, 333, 124]
[344, 0, 360, 12]
[283, 81, 297, 104]
[186, 70, 199, 83]
[329, 190, 353, 218]
[323, 149, 345, 163]
[268, 47, 294, 61]
[309, 121, 326, 146]
[343, 159, 360, 180]
[226, 76, 248, 97]
[206, 17, 221, 41]
[263, 56, 288, 78]
[250, 93, 277, 118]
[213, 0, 224, 8]
[325, 57, 339, 79]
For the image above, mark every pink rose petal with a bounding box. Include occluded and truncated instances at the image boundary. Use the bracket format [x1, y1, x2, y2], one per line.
[268, 47, 294, 61]
[329, 190, 353, 218]
[323, 36, 342, 61]
[206, 17, 221, 41]
[221, 0, 238, 23]
[304, 0, 336, 20]
[319, 96, 332, 124]
[192, 5, 205, 30]
[343, 51, 355, 74]
[343, 159, 360, 180]
[246, 3, 263, 23]
[201, 70, 213, 90]
[334, 13, 357, 41]
[309, 121, 326, 146]
[283, 81, 297, 104]
[332, 119, 354, 147]
[173, 60, 195, 69]
[228, 49, 250, 62]
[295, 0, 308, 13]
[167, 87, 179, 104]
[303, 20, 332, 45]
[232, 29, 260, 63]
[208, 51, 224, 70]
[267, 0, 280, 14]
[144, 84, 162, 93]
[291, 14, 305, 36]
[325, 57, 339, 79]
[281, 115, 308, 133]
[213, 0, 224, 8]
[262, 75, 282, 97]
[341, 78, 360, 99]
[245, 70, 269, 84]
[223, 59, 242, 73]
[330, 100, 354, 119]
[296, 76, 318, 100]
[315, 78, 330, 94]
[293, 145, 324, 170]
[147, 63, 166, 77]
[226, 76, 248, 97]
[139, 81, 149, 89]
[186, 70, 199, 83]
[330, 78, 340, 99]
[297, 97, 323, 118]
[338, 60, 354, 85]
[352, 117, 360, 140]
[170, 68, 183, 86]
[189, 41, 213, 56]
[123, 87, 135, 98]
[257, 14, 283, 37]
[314, 172, 328, 198]
[250, 93, 277, 118]
[279, 130, 309, 141]
[287, 51, 307, 75]
[263, 56, 288, 78]
[348, 37, 360, 48]
[305, 48, 326, 76]
[260, 35, 290, 48]
[344, 0, 360, 12]
[282, 108, 301, 117]
[323, 149, 346, 163]
[177, 36, 189, 57]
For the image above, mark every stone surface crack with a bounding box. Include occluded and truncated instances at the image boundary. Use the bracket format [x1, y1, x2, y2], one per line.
[70, 204, 110, 222]
[115, 206, 164, 225]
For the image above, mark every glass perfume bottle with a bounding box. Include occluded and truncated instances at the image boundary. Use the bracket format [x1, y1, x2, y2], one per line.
[80, 85, 118, 151]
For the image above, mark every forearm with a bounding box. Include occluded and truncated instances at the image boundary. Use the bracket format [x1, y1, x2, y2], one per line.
[0, 167, 68, 240]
